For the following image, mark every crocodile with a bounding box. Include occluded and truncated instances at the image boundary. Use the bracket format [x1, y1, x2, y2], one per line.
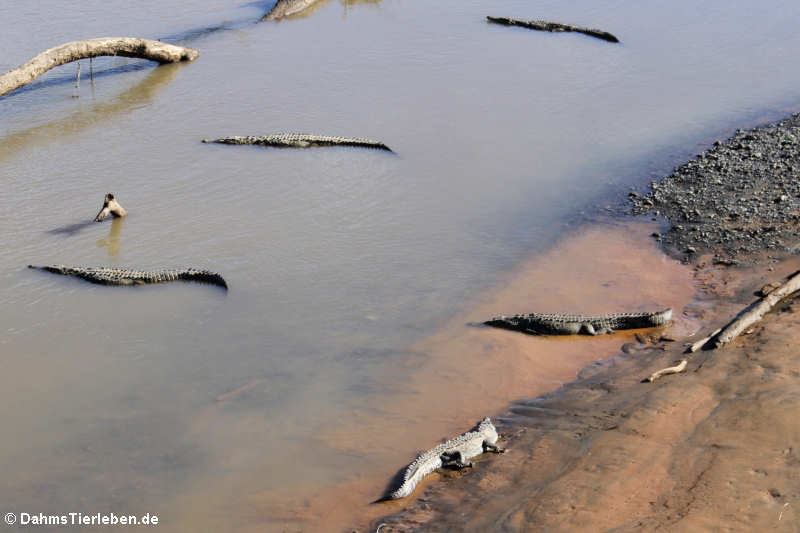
[484, 309, 672, 336]
[261, 0, 325, 21]
[202, 134, 392, 152]
[94, 193, 127, 222]
[376, 417, 504, 501]
[487, 16, 620, 43]
[28, 265, 227, 289]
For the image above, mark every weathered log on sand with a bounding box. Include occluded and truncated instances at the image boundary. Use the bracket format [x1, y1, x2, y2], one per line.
[487, 16, 619, 43]
[261, 0, 324, 21]
[686, 328, 721, 353]
[643, 359, 687, 383]
[709, 271, 800, 349]
[0, 37, 199, 97]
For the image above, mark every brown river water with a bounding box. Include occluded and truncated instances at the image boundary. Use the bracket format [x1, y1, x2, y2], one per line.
[3, 1, 800, 531]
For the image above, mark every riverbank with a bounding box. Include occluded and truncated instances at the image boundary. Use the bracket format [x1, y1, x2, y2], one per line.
[367, 115, 800, 532]
[253, 220, 696, 532]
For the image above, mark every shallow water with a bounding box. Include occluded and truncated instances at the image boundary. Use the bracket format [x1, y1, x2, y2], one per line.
[2, 1, 800, 531]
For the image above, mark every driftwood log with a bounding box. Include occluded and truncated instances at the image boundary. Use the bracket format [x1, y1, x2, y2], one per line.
[0, 38, 199, 97]
[487, 16, 619, 43]
[643, 359, 687, 383]
[709, 271, 800, 349]
[686, 328, 721, 353]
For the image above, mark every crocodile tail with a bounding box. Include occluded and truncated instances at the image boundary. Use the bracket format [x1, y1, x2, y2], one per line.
[387, 469, 424, 500]
[179, 269, 228, 289]
[395, 449, 446, 500]
[376, 453, 439, 501]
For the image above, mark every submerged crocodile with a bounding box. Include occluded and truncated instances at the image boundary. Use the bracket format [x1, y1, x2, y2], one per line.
[376, 417, 504, 501]
[28, 265, 227, 289]
[484, 309, 672, 336]
[261, 0, 324, 21]
[202, 134, 392, 152]
[487, 16, 620, 43]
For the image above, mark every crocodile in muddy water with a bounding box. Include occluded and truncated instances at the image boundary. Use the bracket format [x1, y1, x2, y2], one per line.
[487, 16, 620, 43]
[484, 309, 672, 335]
[375, 417, 504, 501]
[28, 265, 228, 289]
[202, 134, 392, 152]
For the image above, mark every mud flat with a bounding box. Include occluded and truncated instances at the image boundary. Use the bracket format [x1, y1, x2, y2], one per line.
[241, 221, 695, 533]
[369, 115, 800, 531]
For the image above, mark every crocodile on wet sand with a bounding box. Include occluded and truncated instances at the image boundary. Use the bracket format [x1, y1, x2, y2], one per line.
[28, 265, 228, 289]
[202, 134, 392, 152]
[484, 309, 672, 336]
[375, 417, 504, 501]
[487, 16, 620, 43]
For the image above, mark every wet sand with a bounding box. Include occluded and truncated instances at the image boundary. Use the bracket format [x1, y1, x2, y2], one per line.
[369, 116, 800, 532]
[371, 253, 800, 532]
[237, 220, 696, 532]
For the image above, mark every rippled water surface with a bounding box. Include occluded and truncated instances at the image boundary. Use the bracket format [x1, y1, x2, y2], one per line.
[2, 1, 800, 531]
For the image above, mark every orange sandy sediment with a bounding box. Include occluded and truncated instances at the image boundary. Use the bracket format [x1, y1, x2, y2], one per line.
[372, 252, 800, 532]
[236, 220, 698, 532]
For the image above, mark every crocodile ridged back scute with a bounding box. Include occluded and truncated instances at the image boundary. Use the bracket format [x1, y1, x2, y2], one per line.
[32, 265, 227, 289]
[389, 418, 496, 499]
[486, 309, 672, 333]
[209, 134, 391, 151]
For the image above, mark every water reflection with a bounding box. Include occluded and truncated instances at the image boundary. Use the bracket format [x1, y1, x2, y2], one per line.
[0, 63, 180, 164]
[264, 0, 381, 20]
[341, 0, 381, 18]
[96, 217, 124, 257]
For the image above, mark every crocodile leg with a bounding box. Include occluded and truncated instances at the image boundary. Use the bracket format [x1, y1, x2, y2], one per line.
[483, 442, 505, 454]
[581, 322, 597, 335]
[440, 451, 473, 469]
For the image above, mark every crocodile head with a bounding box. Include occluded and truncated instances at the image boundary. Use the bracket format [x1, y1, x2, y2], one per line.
[655, 308, 673, 325]
[477, 417, 499, 444]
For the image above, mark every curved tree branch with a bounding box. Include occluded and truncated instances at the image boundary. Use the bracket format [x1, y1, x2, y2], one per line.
[643, 359, 687, 383]
[0, 37, 199, 97]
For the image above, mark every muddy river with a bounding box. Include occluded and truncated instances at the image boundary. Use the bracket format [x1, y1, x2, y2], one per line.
[2, 1, 800, 531]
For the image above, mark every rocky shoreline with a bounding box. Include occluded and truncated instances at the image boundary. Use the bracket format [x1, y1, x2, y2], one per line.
[366, 113, 800, 532]
[630, 113, 800, 263]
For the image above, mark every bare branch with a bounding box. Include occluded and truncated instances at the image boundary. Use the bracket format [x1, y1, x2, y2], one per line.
[0, 37, 199, 97]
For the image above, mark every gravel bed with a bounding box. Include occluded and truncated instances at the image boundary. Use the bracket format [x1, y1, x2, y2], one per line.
[630, 113, 800, 263]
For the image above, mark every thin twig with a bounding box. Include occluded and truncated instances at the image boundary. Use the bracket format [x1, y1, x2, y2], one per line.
[643, 359, 687, 383]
